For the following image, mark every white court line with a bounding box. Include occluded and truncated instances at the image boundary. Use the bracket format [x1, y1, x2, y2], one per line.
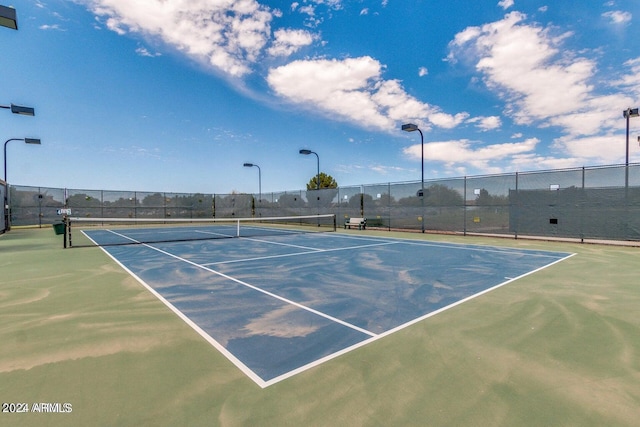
[327, 232, 568, 258]
[194, 229, 235, 238]
[202, 240, 400, 266]
[243, 237, 324, 251]
[83, 231, 267, 386]
[260, 251, 578, 387]
[103, 229, 377, 339]
[92, 228, 576, 388]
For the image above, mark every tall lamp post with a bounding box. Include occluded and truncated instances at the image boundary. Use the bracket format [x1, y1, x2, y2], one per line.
[624, 107, 639, 188]
[0, 5, 18, 30]
[243, 162, 261, 213]
[2, 104, 36, 232]
[299, 149, 320, 190]
[4, 137, 41, 183]
[4, 138, 41, 231]
[300, 149, 320, 218]
[402, 123, 425, 233]
[624, 107, 639, 166]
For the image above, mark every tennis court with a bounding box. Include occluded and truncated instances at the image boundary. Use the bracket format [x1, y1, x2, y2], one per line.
[4, 227, 640, 426]
[76, 220, 573, 387]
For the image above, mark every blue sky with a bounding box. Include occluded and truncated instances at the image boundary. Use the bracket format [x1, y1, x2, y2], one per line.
[1, 0, 639, 194]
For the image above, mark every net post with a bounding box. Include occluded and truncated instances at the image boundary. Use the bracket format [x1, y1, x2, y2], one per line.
[236, 219, 240, 237]
[63, 216, 68, 249]
[66, 217, 72, 248]
[333, 214, 336, 231]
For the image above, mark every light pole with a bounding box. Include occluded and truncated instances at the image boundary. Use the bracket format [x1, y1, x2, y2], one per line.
[299, 149, 320, 190]
[624, 108, 639, 188]
[2, 103, 37, 183]
[243, 162, 261, 211]
[624, 108, 639, 160]
[300, 149, 321, 219]
[4, 138, 40, 183]
[4, 138, 41, 231]
[402, 123, 425, 233]
[0, 5, 18, 30]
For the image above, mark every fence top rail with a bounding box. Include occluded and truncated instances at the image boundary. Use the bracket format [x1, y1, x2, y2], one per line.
[9, 162, 640, 197]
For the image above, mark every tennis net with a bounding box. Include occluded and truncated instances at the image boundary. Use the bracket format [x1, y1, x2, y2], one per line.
[65, 214, 336, 248]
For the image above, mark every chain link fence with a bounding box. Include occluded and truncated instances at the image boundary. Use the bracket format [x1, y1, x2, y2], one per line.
[6, 163, 640, 242]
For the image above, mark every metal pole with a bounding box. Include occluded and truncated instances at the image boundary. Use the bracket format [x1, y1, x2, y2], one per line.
[257, 165, 261, 205]
[401, 124, 425, 233]
[4, 138, 22, 231]
[417, 128, 424, 233]
[463, 176, 467, 236]
[256, 164, 261, 217]
[626, 107, 631, 166]
[315, 152, 320, 216]
[626, 107, 630, 189]
[314, 152, 320, 190]
[243, 163, 261, 216]
[4, 138, 23, 183]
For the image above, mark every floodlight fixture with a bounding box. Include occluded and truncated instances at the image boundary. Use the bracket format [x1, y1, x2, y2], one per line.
[401, 123, 419, 132]
[623, 108, 639, 119]
[0, 5, 17, 30]
[0, 103, 35, 116]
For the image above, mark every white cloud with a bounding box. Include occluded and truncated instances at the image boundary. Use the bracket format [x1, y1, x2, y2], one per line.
[403, 137, 540, 172]
[418, 67, 428, 77]
[39, 24, 64, 31]
[553, 134, 628, 163]
[360, 8, 369, 16]
[267, 56, 468, 131]
[79, 1, 468, 134]
[602, 10, 632, 25]
[447, 11, 634, 142]
[467, 115, 502, 131]
[135, 46, 161, 57]
[293, 0, 342, 27]
[82, 0, 274, 77]
[299, 5, 316, 16]
[267, 28, 315, 57]
[617, 57, 640, 90]
[498, 0, 514, 10]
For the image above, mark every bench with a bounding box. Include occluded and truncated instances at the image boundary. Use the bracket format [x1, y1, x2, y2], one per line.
[344, 217, 366, 230]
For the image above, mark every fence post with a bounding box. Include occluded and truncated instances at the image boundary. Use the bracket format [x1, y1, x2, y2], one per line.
[463, 176, 467, 236]
[514, 172, 519, 239]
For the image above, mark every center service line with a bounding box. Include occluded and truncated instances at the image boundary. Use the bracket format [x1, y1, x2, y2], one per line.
[203, 240, 400, 266]
[105, 229, 377, 338]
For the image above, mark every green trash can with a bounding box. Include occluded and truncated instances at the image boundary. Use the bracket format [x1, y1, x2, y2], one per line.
[52, 222, 66, 235]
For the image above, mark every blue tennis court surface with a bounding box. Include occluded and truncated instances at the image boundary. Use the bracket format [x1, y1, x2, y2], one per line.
[84, 229, 573, 387]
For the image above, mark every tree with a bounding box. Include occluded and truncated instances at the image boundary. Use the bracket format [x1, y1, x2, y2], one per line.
[305, 172, 338, 190]
[476, 188, 492, 206]
[277, 193, 304, 208]
[476, 188, 508, 206]
[424, 184, 464, 207]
